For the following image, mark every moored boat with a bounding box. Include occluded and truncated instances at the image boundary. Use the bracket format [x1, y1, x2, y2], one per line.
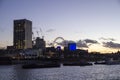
[94, 61, 106, 65]
[63, 62, 92, 66]
[22, 63, 60, 69]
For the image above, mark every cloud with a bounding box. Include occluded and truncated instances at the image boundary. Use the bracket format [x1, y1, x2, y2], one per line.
[76, 40, 88, 48]
[46, 29, 55, 32]
[84, 39, 98, 44]
[100, 37, 115, 41]
[103, 41, 120, 49]
[57, 40, 75, 47]
[52, 38, 99, 48]
[57, 40, 88, 48]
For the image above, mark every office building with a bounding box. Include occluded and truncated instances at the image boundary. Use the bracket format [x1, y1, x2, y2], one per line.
[13, 19, 32, 49]
[34, 37, 46, 50]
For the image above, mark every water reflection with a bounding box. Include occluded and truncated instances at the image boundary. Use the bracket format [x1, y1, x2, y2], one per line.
[0, 65, 120, 80]
[13, 65, 29, 80]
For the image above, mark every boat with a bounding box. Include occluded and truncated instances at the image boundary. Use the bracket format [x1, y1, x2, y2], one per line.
[95, 58, 120, 65]
[63, 62, 92, 66]
[94, 61, 106, 65]
[63, 62, 80, 66]
[22, 63, 60, 69]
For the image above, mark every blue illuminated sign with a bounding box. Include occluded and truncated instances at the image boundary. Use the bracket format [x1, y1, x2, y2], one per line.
[68, 43, 76, 51]
[56, 46, 61, 50]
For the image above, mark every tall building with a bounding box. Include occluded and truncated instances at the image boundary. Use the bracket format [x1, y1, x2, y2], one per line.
[13, 19, 32, 49]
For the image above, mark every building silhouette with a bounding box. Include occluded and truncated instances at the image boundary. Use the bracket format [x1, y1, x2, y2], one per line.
[13, 19, 32, 49]
[34, 37, 46, 50]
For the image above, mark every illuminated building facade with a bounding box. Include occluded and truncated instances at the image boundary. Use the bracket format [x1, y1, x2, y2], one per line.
[13, 19, 32, 49]
[68, 43, 76, 51]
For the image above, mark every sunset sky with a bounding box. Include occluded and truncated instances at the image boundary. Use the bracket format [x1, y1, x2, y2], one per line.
[1, 0, 120, 53]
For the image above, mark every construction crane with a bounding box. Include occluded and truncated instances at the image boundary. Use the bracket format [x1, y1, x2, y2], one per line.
[32, 32, 36, 45]
[32, 32, 35, 40]
[36, 31, 39, 37]
[33, 27, 44, 39]
[40, 28, 44, 39]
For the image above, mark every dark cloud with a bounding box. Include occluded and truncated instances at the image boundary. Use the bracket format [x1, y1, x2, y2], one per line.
[46, 29, 55, 32]
[52, 38, 99, 48]
[84, 39, 98, 44]
[100, 37, 115, 41]
[57, 40, 75, 47]
[103, 41, 120, 49]
[76, 40, 88, 48]
[57, 40, 88, 48]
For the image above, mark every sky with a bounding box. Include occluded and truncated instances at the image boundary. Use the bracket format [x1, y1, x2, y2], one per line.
[1, 0, 120, 53]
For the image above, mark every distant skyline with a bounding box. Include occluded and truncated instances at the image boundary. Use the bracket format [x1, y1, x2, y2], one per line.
[1, 0, 120, 53]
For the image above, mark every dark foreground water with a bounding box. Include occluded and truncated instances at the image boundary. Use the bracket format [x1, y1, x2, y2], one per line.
[0, 64, 120, 80]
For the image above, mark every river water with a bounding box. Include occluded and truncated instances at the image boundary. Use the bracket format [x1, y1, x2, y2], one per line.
[0, 64, 120, 80]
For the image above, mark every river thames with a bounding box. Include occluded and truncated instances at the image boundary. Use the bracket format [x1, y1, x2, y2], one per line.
[0, 64, 120, 80]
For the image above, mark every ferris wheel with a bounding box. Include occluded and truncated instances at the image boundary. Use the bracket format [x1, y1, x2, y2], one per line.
[53, 37, 66, 47]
